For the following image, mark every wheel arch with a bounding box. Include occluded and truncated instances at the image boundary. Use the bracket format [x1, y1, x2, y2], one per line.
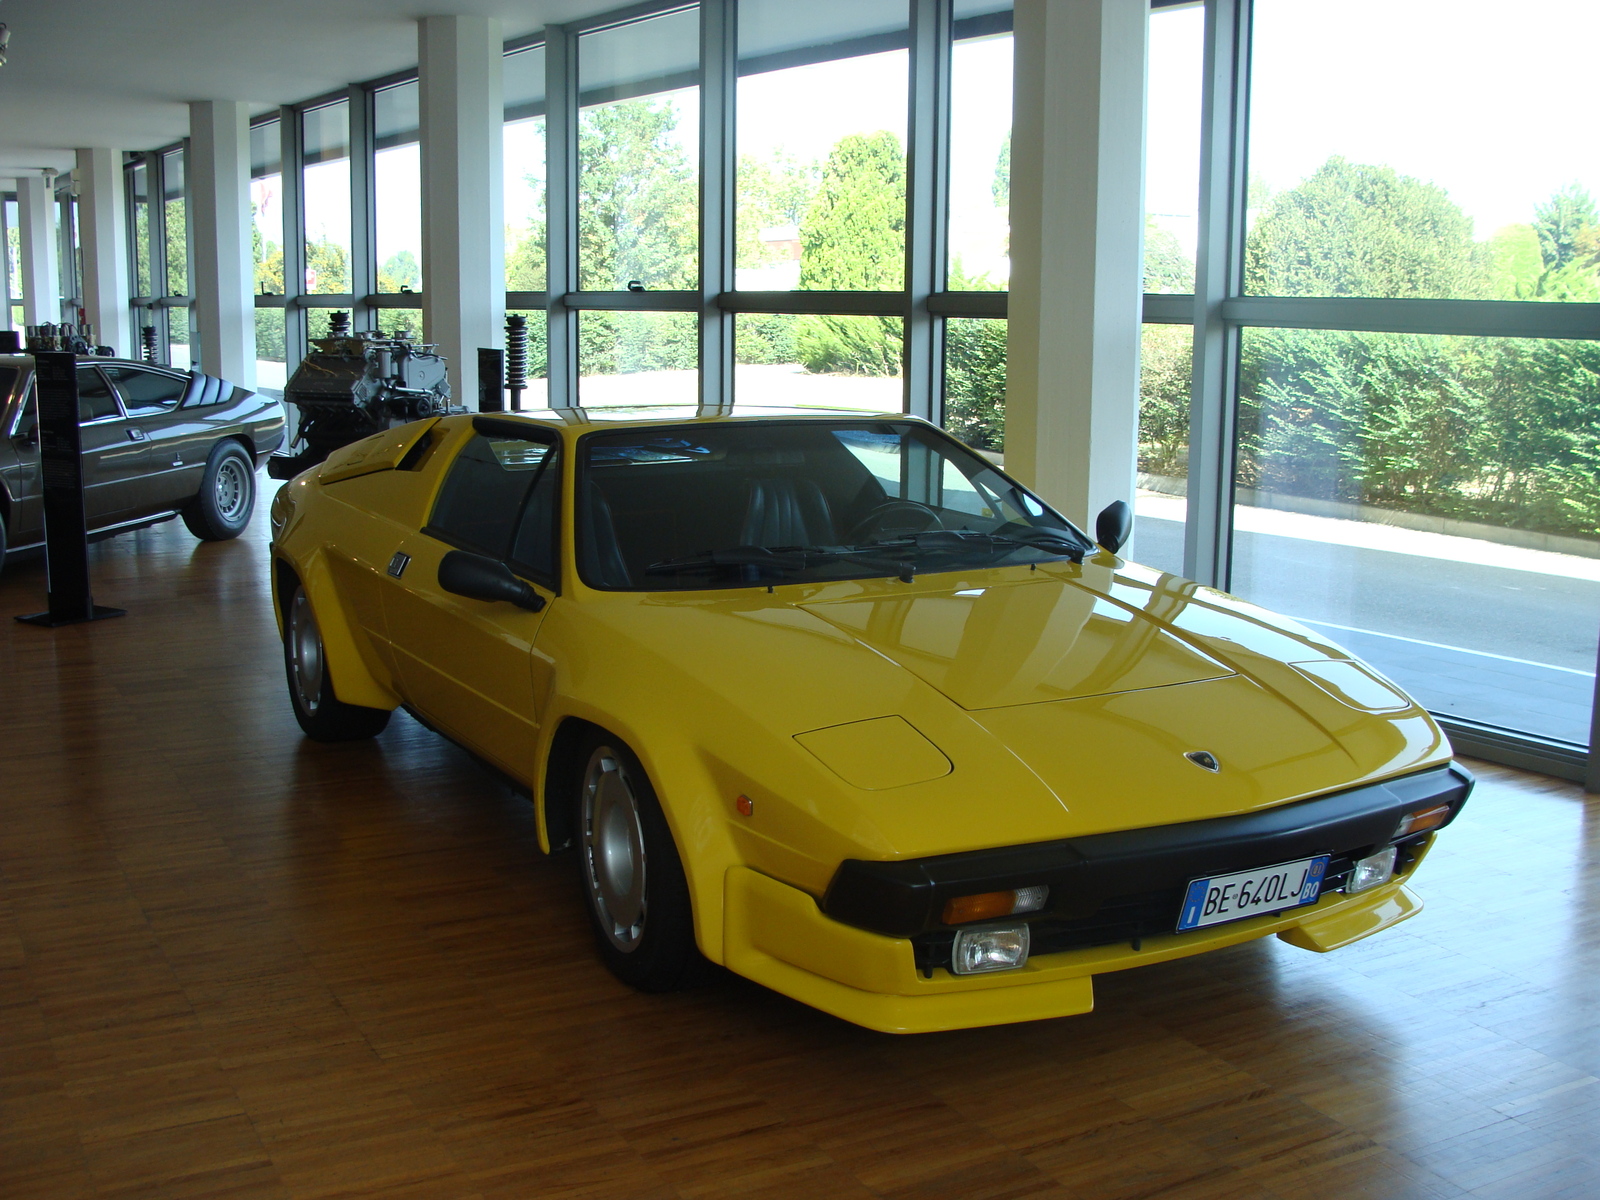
[272, 553, 399, 712]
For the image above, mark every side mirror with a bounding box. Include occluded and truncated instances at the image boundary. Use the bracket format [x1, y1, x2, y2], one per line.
[1094, 500, 1132, 554]
[438, 550, 546, 611]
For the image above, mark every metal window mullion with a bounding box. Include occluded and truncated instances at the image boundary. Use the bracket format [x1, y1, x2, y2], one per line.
[698, 0, 735, 415]
[1183, 0, 1251, 590]
[903, 0, 952, 423]
[280, 106, 308, 372]
[349, 85, 377, 331]
[545, 25, 580, 406]
[147, 151, 170, 365]
[180, 139, 199, 369]
[1, 193, 13, 328]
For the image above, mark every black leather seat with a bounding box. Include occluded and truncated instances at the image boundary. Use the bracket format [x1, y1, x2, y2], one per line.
[741, 478, 835, 547]
[579, 480, 632, 588]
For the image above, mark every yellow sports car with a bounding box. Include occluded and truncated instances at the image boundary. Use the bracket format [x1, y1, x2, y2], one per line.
[269, 407, 1471, 1033]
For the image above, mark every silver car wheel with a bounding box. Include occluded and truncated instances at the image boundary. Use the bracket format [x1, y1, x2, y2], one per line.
[288, 588, 325, 716]
[581, 745, 648, 952]
[214, 455, 250, 522]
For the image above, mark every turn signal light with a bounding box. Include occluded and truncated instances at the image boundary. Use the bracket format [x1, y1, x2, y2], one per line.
[1394, 803, 1451, 838]
[942, 885, 1048, 925]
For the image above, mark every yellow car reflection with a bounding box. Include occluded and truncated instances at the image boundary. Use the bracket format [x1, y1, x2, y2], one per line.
[269, 408, 1471, 1033]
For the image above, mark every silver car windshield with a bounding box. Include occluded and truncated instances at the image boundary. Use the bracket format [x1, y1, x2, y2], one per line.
[577, 420, 1094, 591]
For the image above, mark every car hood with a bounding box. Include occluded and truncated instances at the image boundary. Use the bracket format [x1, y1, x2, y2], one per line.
[572, 560, 1449, 862]
[799, 570, 1235, 710]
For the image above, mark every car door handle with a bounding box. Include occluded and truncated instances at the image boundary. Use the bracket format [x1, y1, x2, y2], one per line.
[126, 427, 147, 442]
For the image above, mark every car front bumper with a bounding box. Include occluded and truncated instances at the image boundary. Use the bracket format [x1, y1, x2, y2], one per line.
[722, 850, 1430, 1034]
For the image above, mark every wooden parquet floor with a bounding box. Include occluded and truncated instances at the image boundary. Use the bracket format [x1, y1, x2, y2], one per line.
[1, 506, 1597, 1200]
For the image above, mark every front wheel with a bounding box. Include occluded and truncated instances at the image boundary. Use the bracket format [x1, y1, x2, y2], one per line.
[283, 583, 391, 742]
[183, 441, 256, 541]
[576, 736, 698, 991]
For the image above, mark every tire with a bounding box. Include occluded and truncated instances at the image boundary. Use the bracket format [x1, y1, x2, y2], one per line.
[575, 735, 699, 991]
[283, 583, 391, 742]
[182, 441, 256, 541]
[0, 512, 7, 577]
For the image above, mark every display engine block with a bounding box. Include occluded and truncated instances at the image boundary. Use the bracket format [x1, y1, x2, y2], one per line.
[268, 318, 458, 480]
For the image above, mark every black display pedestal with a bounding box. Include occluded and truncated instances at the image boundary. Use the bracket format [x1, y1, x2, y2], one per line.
[16, 351, 127, 627]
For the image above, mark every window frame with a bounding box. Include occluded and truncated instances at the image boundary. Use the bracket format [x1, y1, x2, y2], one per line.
[423, 420, 564, 593]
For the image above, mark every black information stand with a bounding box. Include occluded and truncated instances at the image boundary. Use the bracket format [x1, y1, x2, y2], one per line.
[477, 348, 505, 412]
[16, 352, 126, 627]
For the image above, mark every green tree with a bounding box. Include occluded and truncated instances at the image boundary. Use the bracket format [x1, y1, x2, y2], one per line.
[795, 131, 906, 376]
[577, 98, 697, 290]
[378, 249, 420, 292]
[943, 317, 1007, 451]
[737, 150, 818, 271]
[1138, 325, 1192, 477]
[992, 131, 1010, 207]
[1144, 218, 1193, 294]
[1244, 156, 1488, 299]
[304, 237, 350, 293]
[1533, 184, 1599, 270]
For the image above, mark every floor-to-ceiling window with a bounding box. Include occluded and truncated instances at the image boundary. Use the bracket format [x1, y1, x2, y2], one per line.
[503, 42, 551, 408]
[250, 117, 287, 397]
[123, 146, 191, 367]
[1177, 0, 1600, 780]
[373, 79, 423, 345]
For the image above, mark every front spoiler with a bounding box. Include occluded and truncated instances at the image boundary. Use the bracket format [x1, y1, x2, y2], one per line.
[723, 855, 1427, 1034]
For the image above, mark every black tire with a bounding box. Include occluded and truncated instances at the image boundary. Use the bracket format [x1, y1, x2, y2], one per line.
[182, 441, 256, 541]
[283, 582, 391, 742]
[0, 512, 7, 577]
[574, 734, 699, 991]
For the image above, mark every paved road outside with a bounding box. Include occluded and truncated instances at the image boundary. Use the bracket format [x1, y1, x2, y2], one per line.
[1130, 495, 1599, 745]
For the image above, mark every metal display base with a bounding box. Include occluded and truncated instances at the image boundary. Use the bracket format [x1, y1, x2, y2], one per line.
[16, 605, 128, 628]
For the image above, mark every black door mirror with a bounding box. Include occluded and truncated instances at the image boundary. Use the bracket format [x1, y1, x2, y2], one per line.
[1094, 500, 1132, 554]
[438, 550, 546, 611]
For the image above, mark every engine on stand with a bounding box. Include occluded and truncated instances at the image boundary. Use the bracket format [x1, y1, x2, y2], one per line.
[268, 313, 460, 480]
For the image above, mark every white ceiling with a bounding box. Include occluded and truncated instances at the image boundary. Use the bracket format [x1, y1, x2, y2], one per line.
[0, 0, 620, 176]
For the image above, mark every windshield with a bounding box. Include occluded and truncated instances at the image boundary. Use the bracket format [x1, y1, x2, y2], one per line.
[577, 420, 1094, 590]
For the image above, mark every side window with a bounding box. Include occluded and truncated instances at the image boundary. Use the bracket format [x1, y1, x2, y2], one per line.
[426, 431, 560, 585]
[9, 375, 35, 442]
[77, 368, 121, 423]
[103, 365, 188, 415]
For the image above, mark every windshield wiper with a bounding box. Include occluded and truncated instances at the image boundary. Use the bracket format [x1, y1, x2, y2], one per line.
[645, 544, 910, 576]
[852, 528, 1086, 563]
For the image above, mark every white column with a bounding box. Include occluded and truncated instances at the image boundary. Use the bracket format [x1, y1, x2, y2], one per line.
[17, 175, 61, 327]
[189, 101, 256, 387]
[419, 14, 504, 406]
[75, 148, 132, 356]
[1005, 0, 1148, 529]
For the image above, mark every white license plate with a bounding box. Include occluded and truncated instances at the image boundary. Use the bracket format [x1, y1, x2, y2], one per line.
[1177, 854, 1330, 932]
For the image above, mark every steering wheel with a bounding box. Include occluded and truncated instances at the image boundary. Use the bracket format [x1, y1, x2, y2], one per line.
[846, 499, 943, 543]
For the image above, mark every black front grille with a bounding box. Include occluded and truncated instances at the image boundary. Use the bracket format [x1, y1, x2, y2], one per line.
[912, 854, 1363, 975]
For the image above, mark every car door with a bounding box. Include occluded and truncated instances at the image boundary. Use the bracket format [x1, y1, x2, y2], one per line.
[100, 364, 196, 512]
[0, 366, 43, 545]
[380, 422, 562, 783]
[75, 365, 151, 529]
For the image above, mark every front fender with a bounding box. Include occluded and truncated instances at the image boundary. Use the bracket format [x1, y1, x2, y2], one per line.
[273, 550, 400, 712]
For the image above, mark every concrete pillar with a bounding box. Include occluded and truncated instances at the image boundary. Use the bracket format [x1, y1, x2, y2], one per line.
[1005, 0, 1148, 529]
[16, 175, 61, 327]
[189, 101, 256, 387]
[75, 149, 132, 356]
[419, 14, 504, 406]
